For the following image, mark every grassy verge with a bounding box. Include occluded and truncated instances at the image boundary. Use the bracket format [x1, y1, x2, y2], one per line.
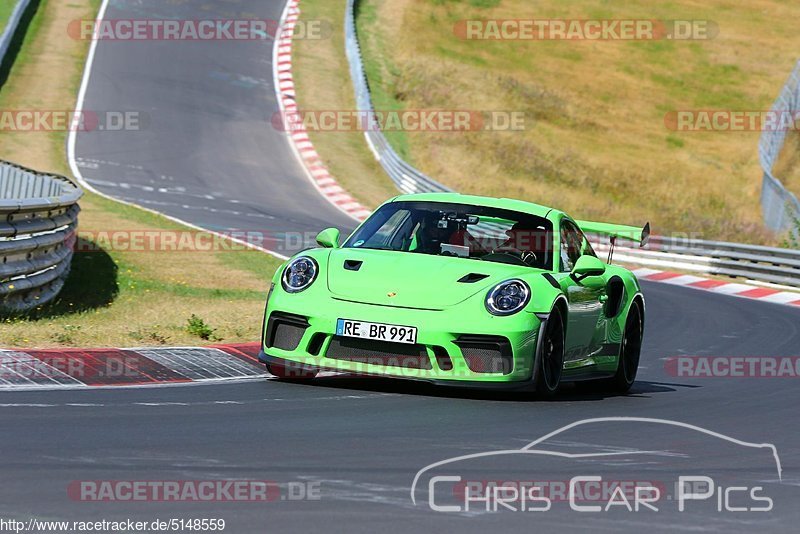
[292, 0, 397, 208]
[0, 0, 16, 34]
[0, 0, 283, 348]
[773, 130, 800, 249]
[354, 0, 412, 164]
[773, 130, 800, 198]
[349, 0, 800, 244]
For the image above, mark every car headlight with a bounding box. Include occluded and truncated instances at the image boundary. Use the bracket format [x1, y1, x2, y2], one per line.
[282, 256, 318, 293]
[486, 279, 531, 316]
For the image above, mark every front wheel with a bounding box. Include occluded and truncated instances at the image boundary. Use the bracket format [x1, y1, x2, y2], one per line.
[533, 306, 565, 397]
[604, 301, 643, 393]
[266, 361, 318, 380]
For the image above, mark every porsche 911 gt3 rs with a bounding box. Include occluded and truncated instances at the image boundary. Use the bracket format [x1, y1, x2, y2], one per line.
[259, 193, 648, 395]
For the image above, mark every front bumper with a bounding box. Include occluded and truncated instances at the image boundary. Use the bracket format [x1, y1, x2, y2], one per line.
[260, 292, 543, 385]
[259, 351, 544, 390]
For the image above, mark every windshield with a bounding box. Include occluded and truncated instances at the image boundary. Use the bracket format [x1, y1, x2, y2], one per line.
[343, 201, 553, 269]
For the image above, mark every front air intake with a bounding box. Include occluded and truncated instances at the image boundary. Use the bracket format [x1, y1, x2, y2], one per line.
[454, 335, 513, 375]
[265, 312, 310, 351]
[326, 336, 432, 370]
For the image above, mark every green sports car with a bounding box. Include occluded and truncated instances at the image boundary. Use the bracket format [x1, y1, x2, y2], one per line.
[259, 193, 648, 395]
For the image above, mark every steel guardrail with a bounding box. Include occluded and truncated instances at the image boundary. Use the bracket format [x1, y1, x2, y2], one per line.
[342, 0, 800, 289]
[593, 238, 800, 288]
[0, 160, 82, 313]
[344, 0, 449, 194]
[0, 0, 32, 68]
[759, 60, 800, 237]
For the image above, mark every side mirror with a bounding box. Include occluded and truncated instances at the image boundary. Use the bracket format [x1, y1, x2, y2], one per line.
[571, 255, 606, 282]
[316, 227, 340, 248]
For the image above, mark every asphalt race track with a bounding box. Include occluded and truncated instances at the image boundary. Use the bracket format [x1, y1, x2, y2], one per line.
[2, 282, 799, 531]
[4, 0, 799, 532]
[71, 0, 356, 255]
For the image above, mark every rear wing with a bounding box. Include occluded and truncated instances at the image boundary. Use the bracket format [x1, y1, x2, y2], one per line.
[577, 220, 651, 248]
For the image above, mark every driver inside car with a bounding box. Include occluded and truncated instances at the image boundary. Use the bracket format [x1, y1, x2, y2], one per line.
[448, 219, 486, 255]
[412, 213, 486, 256]
[413, 215, 455, 255]
[495, 222, 547, 267]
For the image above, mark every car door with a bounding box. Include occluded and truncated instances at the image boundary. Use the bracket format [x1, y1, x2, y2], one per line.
[557, 219, 608, 361]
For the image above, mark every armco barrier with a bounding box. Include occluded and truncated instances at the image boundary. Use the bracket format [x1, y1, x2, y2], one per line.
[344, 0, 448, 194]
[593, 236, 800, 288]
[0, 0, 32, 68]
[0, 161, 82, 313]
[342, 0, 800, 289]
[759, 60, 800, 236]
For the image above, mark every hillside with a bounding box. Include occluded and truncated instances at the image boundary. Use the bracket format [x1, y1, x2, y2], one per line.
[346, 0, 800, 243]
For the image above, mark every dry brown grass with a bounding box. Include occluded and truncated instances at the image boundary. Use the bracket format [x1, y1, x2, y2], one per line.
[1, 186, 284, 347]
[0, 0, 282, 348]
[348, 0, 800, 244]
[0, 0, 94, 174]
[1, 191, 282, 349]
[76, 197, 271, 293]
[773, 129, 800, 196]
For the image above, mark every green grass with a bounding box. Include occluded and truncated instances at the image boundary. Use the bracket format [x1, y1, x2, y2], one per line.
[0, 0, 101, 174]
[2, 189, 284, 347]
[0, 0, 284, 347]
[783, 209, 800, 249]
[186, 314, 221, 342]
[355, 0, 414, 163]
[345, 0, 799, 244]
[0, 0, 16, 35]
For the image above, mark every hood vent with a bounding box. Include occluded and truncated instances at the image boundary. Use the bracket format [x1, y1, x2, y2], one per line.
[344, 259, 363, 271]
[457, 273, 490, 284]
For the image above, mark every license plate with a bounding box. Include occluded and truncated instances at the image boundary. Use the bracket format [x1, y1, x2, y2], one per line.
[336, 319, 418, 345]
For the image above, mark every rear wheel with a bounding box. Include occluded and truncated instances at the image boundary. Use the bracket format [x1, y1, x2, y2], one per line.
[266, 361, 318, 380]
[533, 306, 565, 397]
[605, 302, 643, 393]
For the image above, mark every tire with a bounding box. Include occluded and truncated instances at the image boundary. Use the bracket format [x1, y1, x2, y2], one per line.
[605, 301, 643, 393]
[533, 306, 565, 397]
[266, 360, 318, 380]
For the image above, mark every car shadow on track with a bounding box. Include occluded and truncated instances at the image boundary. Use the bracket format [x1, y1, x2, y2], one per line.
[270, 375, 698, 403]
